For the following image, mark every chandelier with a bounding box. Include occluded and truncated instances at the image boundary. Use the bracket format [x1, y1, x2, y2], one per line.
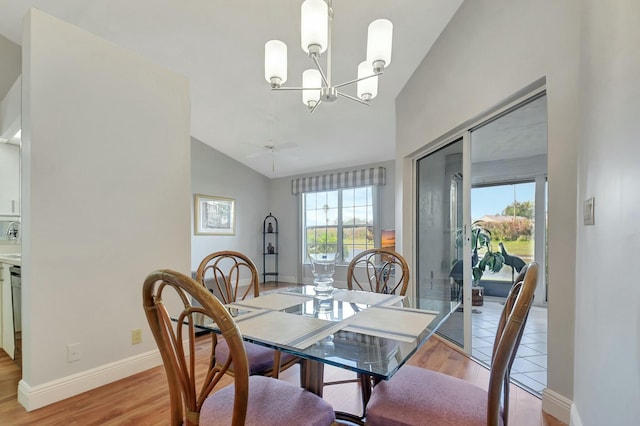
[264, 0, 393, 113]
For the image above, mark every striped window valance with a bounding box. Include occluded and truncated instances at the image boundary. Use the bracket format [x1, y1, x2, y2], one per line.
[291, 167, 386, 195]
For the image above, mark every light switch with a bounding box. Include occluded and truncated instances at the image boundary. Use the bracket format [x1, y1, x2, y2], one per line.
[584, 197, 595, 226]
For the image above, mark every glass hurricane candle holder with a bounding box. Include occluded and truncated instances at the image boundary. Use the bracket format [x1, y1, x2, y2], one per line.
[308, 250, 338, 297]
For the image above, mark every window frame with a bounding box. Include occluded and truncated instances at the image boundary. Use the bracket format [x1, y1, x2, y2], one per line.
[301, 185, 378, 265]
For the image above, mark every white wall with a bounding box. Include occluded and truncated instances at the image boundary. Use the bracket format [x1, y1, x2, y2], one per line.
[0, 34, 20, 101]
[396, 0, 580, 420]
[191, 143, 396, 286]
[190, 138, 270, 271]
[574, 1, 640, 425]
[0, 76, 21, 142]
[268, 160, 396, 285]
[0, 76, 22, 215]
[20, 9, 190, 410]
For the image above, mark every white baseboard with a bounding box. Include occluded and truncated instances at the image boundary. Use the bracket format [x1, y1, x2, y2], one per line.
[570, 403, 583, 426]
[18, 349, 162, 411]
[542, 388, 573, 424]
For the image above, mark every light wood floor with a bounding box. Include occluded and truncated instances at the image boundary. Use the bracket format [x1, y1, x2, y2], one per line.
[0, 335, 565, 425]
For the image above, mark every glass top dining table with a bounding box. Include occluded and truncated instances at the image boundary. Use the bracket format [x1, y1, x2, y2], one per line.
[197, 284, 457, 398]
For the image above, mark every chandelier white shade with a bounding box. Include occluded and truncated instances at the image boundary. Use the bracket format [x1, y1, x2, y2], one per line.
[265, 40, 288, 87]
[301, 0, 328, 55]
[265, 0, 393, 112]
[302, 69, 322, 108]
[357, 61, 378, 101]
[367, 19, 393, 71]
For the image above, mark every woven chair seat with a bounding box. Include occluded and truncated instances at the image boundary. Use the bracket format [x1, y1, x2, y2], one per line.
[196, 250, 300, 379]
[215, 339, 298, 375]
[201, 375, 336, 426]
[366, 366, 502, 426]
[364, 263, 538, 426]
[143, 269, 336, 425]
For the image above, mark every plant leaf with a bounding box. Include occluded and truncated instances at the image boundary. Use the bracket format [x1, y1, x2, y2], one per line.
[473, 267, 483, 282]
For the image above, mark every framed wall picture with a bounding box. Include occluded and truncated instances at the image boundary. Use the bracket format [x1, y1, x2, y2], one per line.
[381, 229, 395, 251]
[194, 194, 236, 235]
[381, 229, 396, 263]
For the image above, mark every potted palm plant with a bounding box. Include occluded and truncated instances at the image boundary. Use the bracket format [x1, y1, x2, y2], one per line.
[469, 221, 505, 283]
[450, 221, 505, 301]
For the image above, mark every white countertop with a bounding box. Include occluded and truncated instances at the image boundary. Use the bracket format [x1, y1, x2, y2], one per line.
[0, 253, 21, 266]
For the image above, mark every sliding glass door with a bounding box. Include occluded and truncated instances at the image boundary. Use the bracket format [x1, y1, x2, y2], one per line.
[416, 138, 468, 348]
[416, 93, 548, 356]
[470, 94, 548, 306]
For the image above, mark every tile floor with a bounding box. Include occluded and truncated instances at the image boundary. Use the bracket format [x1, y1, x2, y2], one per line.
[438, 296, 548, 395]
[472, 297, 548, 394]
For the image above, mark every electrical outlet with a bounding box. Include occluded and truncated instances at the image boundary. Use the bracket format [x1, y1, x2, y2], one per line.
[67, 343, 81, 362]
[131, 328, 142, 345]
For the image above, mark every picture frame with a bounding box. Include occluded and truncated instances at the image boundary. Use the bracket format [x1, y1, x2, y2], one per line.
[381, 229, 396, 265]
[194, 194, 236, 235]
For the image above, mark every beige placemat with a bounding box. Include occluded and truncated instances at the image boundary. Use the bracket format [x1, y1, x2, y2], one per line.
[332, 289, 404, 306]
[229, 292, 312, 311]
[233, 310, 337, 349]
[341, 306, 438, 342]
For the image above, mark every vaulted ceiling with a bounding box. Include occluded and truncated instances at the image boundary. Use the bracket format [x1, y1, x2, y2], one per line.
[0, 1, 464, 177]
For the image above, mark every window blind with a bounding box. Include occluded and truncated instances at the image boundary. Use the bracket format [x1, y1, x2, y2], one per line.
[290, 167, 386, 195]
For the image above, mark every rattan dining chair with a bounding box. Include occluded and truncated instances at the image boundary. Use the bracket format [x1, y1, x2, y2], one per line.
[325, 248, 410, 421]
[347, 247, 410, 296]
[365, 262, 539, 426]
[143, 269, 337, 426]
[195, 250, 299, 379]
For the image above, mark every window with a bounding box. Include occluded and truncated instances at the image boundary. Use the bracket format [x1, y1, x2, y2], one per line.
[303, 186, 375, 264]
[471, 182, 536, 282]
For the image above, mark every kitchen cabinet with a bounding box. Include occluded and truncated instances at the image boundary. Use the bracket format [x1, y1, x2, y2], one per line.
[0, 254, 19, 359]
[0, 262, 14, 359]
[0, 143, 20, 216]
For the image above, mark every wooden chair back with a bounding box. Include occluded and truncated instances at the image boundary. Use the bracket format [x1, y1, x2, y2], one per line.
[195, 250, 260, 304]
[347, 248, 410, 296]
[488, 262, 538, 426]
[143, 269, 250, 426]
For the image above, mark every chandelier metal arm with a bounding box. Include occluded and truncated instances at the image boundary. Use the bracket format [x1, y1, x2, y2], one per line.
[326, 0, 334, 86]
[311, 54, 330, 87]
[337, 91, 370, 106]
[333, 71, 382, 89]
[271, 72, 379, 92]
[309, 100, 322, 113]
[271, 86, 322, 91]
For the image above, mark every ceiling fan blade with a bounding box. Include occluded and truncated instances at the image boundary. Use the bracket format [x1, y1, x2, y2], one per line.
[246, 142, 297, 162]
[274, 142, 297, 151]
[247, 150, 268, 159]
[278, 151, 299, 161]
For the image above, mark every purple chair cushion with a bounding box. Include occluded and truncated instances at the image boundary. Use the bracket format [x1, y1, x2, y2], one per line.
[366, 365, 502, 426]
[215, 338, 297, 375]
[201, 375, 336, 426]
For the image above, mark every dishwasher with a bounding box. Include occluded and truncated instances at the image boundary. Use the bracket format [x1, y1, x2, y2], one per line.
[10, 265, 21, 361]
